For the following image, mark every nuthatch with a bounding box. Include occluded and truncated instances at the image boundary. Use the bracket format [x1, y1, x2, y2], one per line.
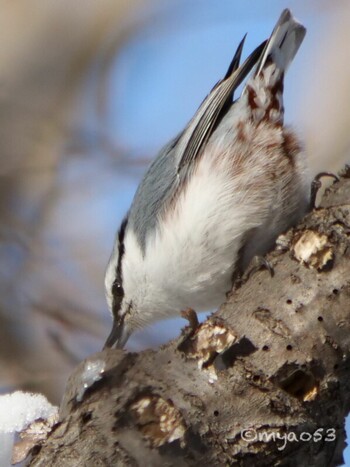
[104, 9, 309, 348]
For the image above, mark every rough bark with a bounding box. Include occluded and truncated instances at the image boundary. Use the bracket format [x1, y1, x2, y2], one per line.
[29, 176, 350, 467]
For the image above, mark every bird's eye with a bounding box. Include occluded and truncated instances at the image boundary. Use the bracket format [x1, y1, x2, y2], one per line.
[112, 280, 124, 298]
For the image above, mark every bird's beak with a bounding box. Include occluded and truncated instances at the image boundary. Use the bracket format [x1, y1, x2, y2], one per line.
[103, 316, 131, 350]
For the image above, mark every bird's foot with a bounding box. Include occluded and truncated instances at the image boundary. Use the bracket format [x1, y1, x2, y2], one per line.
[237, 255, 274, 288]
[181, 308, 199, 332]
[310, 172, 339, 209]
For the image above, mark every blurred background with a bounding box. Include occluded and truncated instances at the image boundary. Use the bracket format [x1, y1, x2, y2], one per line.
[0, 0, 350, 460]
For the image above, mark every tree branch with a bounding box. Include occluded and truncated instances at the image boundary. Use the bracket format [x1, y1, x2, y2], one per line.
[29, 176, 350, 467]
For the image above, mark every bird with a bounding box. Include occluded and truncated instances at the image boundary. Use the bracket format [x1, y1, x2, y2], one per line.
[104, 9, 309, 349]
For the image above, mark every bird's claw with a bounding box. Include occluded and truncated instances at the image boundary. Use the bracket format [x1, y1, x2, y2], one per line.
[181, 308, 199, 331]
[310, 172, 339, 209]
[236, 255, 274, 288]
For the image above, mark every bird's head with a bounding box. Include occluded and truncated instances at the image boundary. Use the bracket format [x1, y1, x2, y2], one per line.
[103, 218, 133, 349]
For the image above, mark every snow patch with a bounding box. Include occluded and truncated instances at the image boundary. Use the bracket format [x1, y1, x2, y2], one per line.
[0, 391, 58, 434]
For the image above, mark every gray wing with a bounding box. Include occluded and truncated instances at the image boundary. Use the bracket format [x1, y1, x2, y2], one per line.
[176, 39, 267, 176]
[127, 133, 182, 252]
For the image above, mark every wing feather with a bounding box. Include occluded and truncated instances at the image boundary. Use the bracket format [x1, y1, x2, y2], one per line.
[176, 39, 267, 175]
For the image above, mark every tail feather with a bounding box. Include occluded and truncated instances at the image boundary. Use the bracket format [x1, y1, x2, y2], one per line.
[176, 10, 306, 173]
[244, 9, 306, 125]
[255, 9, 306, 76]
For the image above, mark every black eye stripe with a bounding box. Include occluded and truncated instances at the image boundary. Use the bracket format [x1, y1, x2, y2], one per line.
[116, 217, 128, 283]
[112, 216, 128, 314]
[112, 281, 124, 297]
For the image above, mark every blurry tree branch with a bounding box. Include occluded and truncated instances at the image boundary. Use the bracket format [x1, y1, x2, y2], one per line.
[28, 176, 350, 466]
